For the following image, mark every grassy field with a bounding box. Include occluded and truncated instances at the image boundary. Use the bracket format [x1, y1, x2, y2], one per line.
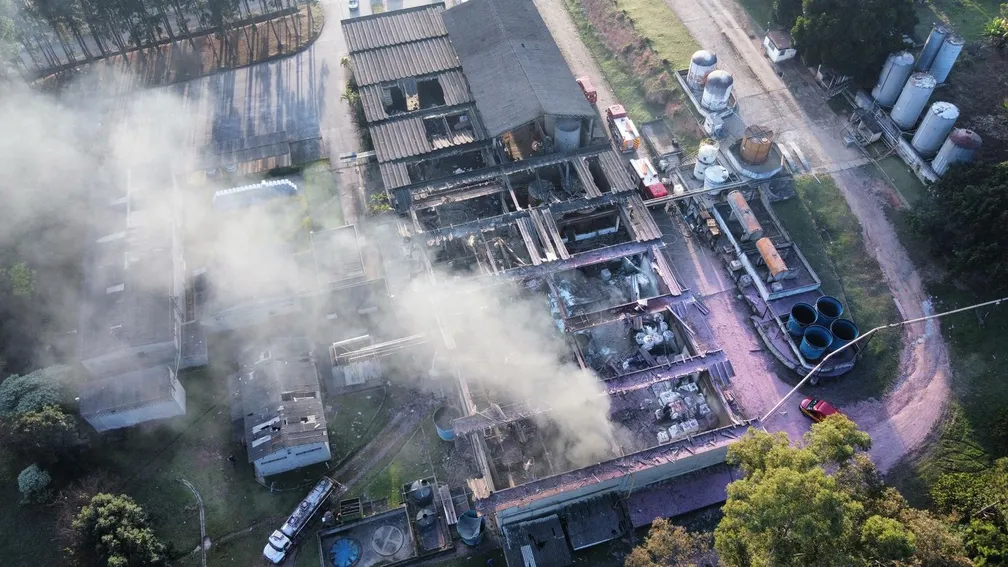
[867, 157, 928, 207]
[615, 0, 699, 71]
[734, 0, 774, 30]
[916, 0, 1002, 40]
[328, 387, 390, 462]
[351, 418, 449, 506]
[772, 175, 902, 399]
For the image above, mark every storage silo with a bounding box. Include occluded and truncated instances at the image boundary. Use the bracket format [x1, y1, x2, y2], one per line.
[930, 34, 964, 83]
[911, 102, 959, 156]
[553, 118, 582, 153]
[871, 51, 915, 107]
[703, 165, 730, 190]
[740, 125, 773, 164]
[931, 128, 982, 175]
[701, 70, 733, 111]
[693, 142, 719, 180]
[916, 23, 951, 71]
[890, 72, 936, 130]
[687, 50, 718, 90]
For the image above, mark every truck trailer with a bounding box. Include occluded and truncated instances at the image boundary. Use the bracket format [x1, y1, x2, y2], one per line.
[263, 477, 336, 564]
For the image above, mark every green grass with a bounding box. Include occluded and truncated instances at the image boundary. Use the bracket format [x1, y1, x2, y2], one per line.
[772, 175, 902, 399]
[916, 0, 1002, 41]
[351, 417, 446, 506]
[0, 483, 60, 566]
[328, 388, 390, 462]
[865, 157, 928, 207]
[735, 0, 774, 31]
[303, 160, 346, 230]
[616, 0, 699, 71]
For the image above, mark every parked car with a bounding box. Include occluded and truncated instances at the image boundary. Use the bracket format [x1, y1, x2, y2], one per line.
[348, 0, 359, 10]
[575, 76, 597, 105]
[799, 397, 840, 422]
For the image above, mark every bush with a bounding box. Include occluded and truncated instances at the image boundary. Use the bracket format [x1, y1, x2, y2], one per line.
[17, 463, 52, 505]
[984, 4, 1008, 48]
[0, 365, 72, 415]
[70, 493, 167, 567]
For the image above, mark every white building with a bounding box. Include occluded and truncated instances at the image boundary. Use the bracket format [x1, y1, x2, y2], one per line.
[763, 30, 797, 63]
[78, 366, 186, 432]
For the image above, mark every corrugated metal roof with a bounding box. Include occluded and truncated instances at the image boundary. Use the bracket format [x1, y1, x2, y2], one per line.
[442, 0, 595, 137]
[342, 4, 448, 53]
[359, 70, 473, 123]
[380, 162, 412, 190]
[79, 366, 178, 416]
[351, 36, 460, 86]
[502, 515, 573, 567]
[597, 150, 636, 193]
[371, 105, 483, 162]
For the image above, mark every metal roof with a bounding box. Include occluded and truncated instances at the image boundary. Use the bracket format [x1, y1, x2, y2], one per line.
[442, 0, 595, 137]
[350, 37, 460, 86]
[79, 365, 179, 416]
[380, 162, 412, 190]
[359, 70, 473, 123]
[310, 226, 367, 288]
[342, 4, 448, 53]
[502, 515, 573, 567]
[371, 104, 483, 162]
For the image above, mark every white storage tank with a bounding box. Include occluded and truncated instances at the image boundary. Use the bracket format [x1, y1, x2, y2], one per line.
[703, 165, 730, 190]
[701, 70, 733, 111]
[891, 72, 936, 130]
[693, 142, 719, 180]
[687, 50, 718, 90]
[871, 51, 915, 107]
[554, 118, 582, 153]
[930, 34, 964, 83]
[931, 128, 982, 176]
[911, 102, 959, 156]
[916, 23, 951, 71]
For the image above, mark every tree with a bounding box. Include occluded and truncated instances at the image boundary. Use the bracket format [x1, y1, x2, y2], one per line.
[1, 404, 82, 465]
[790, 0, 917, 82]
[70, 493, 167, 567]
[0, 365, 71, 415]
[17, 463, 51, 504]
[772, 0, 803, 30]
[714, 415, 970, 567]
[624, 518, 710, 567]
[910, 161, 1008, 295]
[932, 458, 1008, 565]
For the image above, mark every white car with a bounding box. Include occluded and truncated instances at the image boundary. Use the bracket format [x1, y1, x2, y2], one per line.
[263, 530, 291, 564]
[348, 0, 359, 10]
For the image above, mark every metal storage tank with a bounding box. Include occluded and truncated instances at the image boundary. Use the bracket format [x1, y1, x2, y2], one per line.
[800, 325, 834, 361]
[815, 296, 844, 327]
[828, 319, 860, 353]
[740, 125, 773, 164]
[890, 72, 936, 130]
[693, 142, 719, 180]
[932, 128, 982, 175]
[703, 165, 729, 190]
[871, 51, 915, 107]
[687, 50, 718, 90]
[432, 406, 458, 441]
[787, 303, 817, 337]
[916, 23, 951, 71]
[701, 70, 733, 111]
[554, 118, 582, 153]
[727, 190, 764, 241]
[930, 34, 964, 83]
[911, 102, 959, 156]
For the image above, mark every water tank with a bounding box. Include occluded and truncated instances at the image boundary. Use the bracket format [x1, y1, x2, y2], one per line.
[703, 165, 729, 190]
[931, 128, 982, 175]
[432, 407, 458, 441]
[554, 118, 582, 153]
[693, 142, 719, 180]
[916, 23, 951, 71]
[787, 303, 817, 337]
[701, 70, 733, 111]
[890, 72, 936, 130]
[815, 296, 844, 327]
[800, 325, 834, 361]
[930, 34, 964, 83]
[410, 479, 434, 506]
[687, 50, 718, 90]
[871, 51, 915, 107]
[911, 102, 959, 156]
[740, 125, 773, 164]
[827, 319, 860, 353]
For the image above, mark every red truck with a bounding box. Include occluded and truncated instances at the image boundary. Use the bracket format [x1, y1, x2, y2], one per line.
[628, 157, 668, 199]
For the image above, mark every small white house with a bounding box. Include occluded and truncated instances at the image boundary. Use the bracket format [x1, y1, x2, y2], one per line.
[763, 30, 797, 63]
[79, 366, 186, 432]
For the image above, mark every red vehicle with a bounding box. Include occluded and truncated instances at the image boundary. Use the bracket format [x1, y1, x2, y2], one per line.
[576, 76, 598, 105]
[628, 158, 668, 199]
[605, 105, 641, 153]
[799, 397, 840, 423]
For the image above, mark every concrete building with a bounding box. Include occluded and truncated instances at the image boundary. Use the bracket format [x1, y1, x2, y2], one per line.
[234, 338, 331, 479]
[77, 365, 187, 432]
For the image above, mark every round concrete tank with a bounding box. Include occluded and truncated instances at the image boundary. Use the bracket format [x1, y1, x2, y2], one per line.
[701, 70, 733, 111]
[932, 128, 982, 176]
[787, 302, 817, 337]
[693, 142, 719, 180]
[815, 296, 844, 327]
[871, 51, 915, 107]
[740, 125, 773, 164]
[554, 118, 581, 153]
[930, 34, 964, 83]
[916, 23, 951, 72]
[800, 325, 834, 361]
[703, 165, 730, 190]
[911, 102, 959, 156]
[432, 406, 459, 441]
[828, 319, 860, 353]
[891, 72, 936, 130]
[687, 50, 718, 90]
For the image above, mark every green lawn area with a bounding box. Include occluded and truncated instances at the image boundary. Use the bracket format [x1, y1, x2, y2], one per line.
[916, 0, 1002, 41]
[734, 0, 774, 30]
[615, 0, 699, 71]
[864, 157, 928, 207]
[328, 387, 390, 463]
[303, 160, 346, 230]
[772, 175, 902, 399]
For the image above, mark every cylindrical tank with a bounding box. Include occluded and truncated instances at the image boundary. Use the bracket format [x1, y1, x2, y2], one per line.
[787, 302, 817, 338]
[686, 50, 718, 90]
[701, 70, 733, 111]
[911, 102, 959, 156]
[932, 128, 982, 176]
[457, 511, 484, 546]
[871, 51, 915, 107]
[432, 406, 458, 441]
[800, 325, 834, 361]
[815, 296, 844, 327]
[416, 508, 437, 530]
[890, 72, 936, 130]
[554, 118, 581, 153]
[916, 23, 951, 71]
[410, 479, 434, 505]
[703, 165, 729, 190]
[693, 142, 719, 180]
[828, 319, 860, 353]
[740, 126, 773, 164]
[930, 34, 964, 83]
[727, 190, 764, 240]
